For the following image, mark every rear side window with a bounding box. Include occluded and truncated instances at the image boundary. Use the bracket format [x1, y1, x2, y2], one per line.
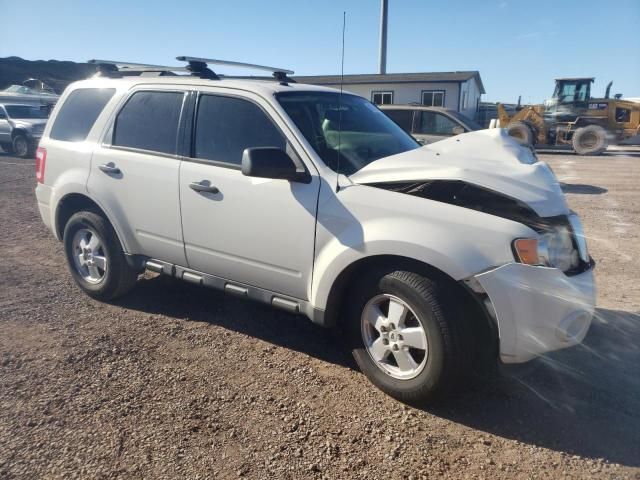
[113, 91, 184, 155]
[384, 109, 413, 132]
[50, 88, 115, 141]
[194, 95, 285, 166]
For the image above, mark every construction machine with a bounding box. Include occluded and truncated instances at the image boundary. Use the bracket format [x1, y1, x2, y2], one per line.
[497, 78, 640, 155]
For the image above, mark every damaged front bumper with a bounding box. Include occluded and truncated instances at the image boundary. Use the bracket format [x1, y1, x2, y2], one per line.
[473, 263, 596, 364]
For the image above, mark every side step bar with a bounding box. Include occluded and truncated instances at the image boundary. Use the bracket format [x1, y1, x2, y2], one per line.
[144, 258, 308, 317]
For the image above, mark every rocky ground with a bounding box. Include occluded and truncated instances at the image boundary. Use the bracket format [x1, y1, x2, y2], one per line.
[1, 147, 639, 479]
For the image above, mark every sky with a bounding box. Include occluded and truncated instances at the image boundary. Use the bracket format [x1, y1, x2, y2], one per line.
[1, 0, 639, 103]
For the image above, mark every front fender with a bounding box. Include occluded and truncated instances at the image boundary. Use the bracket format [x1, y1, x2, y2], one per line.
[310, 184, 536, 310]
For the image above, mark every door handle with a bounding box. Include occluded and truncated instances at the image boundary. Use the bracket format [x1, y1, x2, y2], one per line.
[189, 181, 219, 194]
[98, 163, 121, 174]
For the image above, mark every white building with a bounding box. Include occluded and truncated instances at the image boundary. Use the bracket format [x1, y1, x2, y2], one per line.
[294, 71, 485, 119]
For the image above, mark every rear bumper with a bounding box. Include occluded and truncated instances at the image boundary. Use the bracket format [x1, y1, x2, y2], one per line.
[475, 263, 595, 363]
[35, 183, 55, 235]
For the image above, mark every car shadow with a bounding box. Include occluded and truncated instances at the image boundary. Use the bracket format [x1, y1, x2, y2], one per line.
[560, 182, 608, 194]
[116, 279, 640, 466]
[425, 308, 640, 467]
[113, 274, 357, 370]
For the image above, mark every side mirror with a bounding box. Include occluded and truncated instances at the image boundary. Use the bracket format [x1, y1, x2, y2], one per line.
[241, 147, 310, 183]
[451, 125, 465, 135]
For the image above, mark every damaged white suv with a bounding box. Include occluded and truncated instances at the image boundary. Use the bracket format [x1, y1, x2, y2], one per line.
[35, 60, 595, 402]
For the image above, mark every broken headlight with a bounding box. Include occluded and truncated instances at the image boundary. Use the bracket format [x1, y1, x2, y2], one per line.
[538, 226, 580, 272]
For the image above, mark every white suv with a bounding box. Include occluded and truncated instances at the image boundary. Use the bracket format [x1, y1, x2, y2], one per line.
[34, 58, 595, 403]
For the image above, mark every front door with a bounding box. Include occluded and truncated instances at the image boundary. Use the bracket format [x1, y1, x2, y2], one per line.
[179, 91, 320, 300]
[88, 88, 188, 266]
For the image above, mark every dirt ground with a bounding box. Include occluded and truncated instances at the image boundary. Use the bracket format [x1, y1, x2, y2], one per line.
[1, 147, 639, 479]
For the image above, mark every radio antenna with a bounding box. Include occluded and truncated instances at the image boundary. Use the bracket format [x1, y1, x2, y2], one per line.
[335, 11, 346, 193]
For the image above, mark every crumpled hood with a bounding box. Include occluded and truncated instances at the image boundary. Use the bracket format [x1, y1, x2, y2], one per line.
[349, 128, 568, 217]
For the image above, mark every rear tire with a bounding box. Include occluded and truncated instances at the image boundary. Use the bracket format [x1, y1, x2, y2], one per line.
[572, 125, 608, 155]
[346, 270, 470, 404]
[506, 121, 535, 146]
[63, 211, 138, 300]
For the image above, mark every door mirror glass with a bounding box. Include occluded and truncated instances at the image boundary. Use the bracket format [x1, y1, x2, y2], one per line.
[241, 147, 309, 183]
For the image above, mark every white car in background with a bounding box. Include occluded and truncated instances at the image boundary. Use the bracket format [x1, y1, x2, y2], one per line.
[34, 57, 595, 403]
[381, 104, 482, 144]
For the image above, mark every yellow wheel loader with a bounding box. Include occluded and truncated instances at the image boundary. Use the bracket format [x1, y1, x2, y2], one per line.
[498, 78, 640, 155]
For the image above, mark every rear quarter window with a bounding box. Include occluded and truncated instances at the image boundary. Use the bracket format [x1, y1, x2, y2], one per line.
[50, 88, 115, 142]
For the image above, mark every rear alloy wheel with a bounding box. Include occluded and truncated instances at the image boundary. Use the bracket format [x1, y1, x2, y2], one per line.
[12, 134, 31, 158]
[63, 211, 138, 300]
[506, 121, 535, 146]
[572, 125, 608, 155]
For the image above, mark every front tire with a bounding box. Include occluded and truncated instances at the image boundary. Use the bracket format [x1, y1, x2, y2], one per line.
[572, 125, 608, 155]
[63, 211, 138, 300]
[347, 270, 468, 404]
[12, 134, 33, 158]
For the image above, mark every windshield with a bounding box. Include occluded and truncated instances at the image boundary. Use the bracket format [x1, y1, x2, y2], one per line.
[277, 92, 419, 175]
[4, 105, 49, 119]
[447, 110, 483, 131]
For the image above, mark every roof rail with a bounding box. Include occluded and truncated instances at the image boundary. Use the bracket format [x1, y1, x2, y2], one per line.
[88, 59, 186, 77]
[176, 56, 295, 84]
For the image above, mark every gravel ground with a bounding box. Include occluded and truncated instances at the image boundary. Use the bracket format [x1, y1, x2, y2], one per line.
[1, 147, 639, 479]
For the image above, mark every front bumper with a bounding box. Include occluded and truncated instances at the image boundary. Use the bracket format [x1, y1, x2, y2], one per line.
[475, 263, 595, 363]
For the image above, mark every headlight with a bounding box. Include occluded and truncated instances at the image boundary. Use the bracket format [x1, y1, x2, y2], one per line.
[513, 226, 581, 272]
[539, 226, 579, 271]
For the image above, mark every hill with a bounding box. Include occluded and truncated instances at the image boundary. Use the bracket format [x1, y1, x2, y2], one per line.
[0, 57, 96, 94]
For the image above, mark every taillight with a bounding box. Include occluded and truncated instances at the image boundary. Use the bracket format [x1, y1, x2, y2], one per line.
[35, 147, 47, 184]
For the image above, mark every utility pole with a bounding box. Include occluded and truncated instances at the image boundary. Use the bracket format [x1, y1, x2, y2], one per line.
[378, 0, 388, 74]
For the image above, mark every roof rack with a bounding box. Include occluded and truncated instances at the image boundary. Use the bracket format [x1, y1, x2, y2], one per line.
[87, 57, 296, 84]
[176, 56, 295, 84]
[88, 59, 186, 77]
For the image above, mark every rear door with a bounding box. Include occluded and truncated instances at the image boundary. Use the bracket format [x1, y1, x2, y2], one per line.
[88, 87, 188, 266]
[0, 106, 10, 144]
[179, 90, 320, 300]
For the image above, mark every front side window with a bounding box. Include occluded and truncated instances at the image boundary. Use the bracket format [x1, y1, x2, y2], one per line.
[277, 92, 418, 175]
[416, 111, 459, 135]
[371, 91, 393, 105]
[113, 91, 184, 155]
[50, 88, 115, 142]
[422, 90, 445, 107]
[194, 95, 285, 166]
[384, 109, 413, 132]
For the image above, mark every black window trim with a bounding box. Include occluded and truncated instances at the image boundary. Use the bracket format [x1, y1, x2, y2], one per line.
[105, 88, 188, 159]
[184, 90, 309, 174]
[421, 89, 446, 107]
[371, 90, 394, 105]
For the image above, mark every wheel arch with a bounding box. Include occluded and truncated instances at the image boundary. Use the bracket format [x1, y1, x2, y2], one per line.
[11, 127, 29, 138]
[54, 193, 129, 254]
[320, 254, 497, 355]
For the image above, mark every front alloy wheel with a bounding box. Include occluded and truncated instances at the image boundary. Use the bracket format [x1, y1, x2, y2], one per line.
[348, 270, 469, 404]
[361, 294, 429, 380]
